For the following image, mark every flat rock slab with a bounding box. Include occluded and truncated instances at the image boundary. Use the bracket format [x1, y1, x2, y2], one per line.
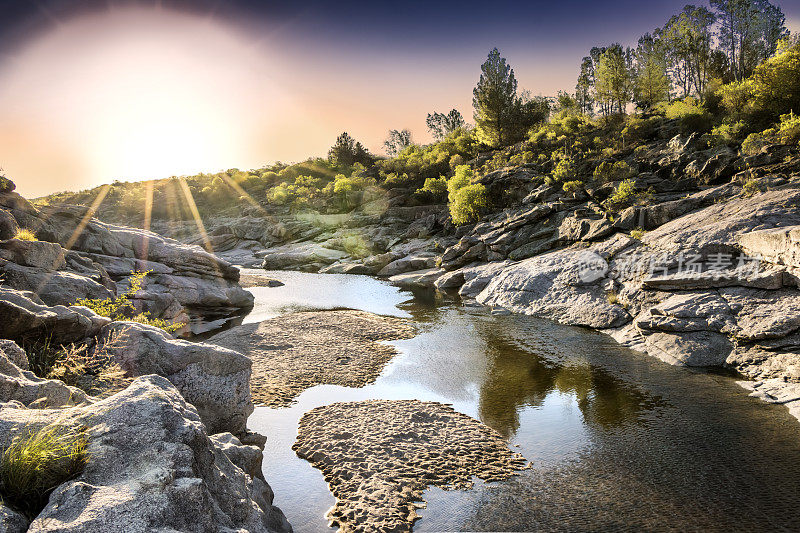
[209, 311, 415, 407]
[293, 399, 529, 533]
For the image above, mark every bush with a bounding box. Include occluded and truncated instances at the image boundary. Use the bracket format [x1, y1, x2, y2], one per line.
[416, 177, 448, 202]
[76, 271, 183, 333]
[622, 116, 663, 142]
[562, 180, 584, 194]
[593, 161, 633, 183]
[776, 112, 800, 145]
[630, 227, 646, 240]
[710, 121, 748, 146]
[447, 165, 474, 200]
[14, 228, 36, 241]
[605, 179, 651, 212]
[665, 98, 713, 134]
[0, 421, 87, 518]
[742, 179, 765, 197]
[449, 184, 487, 225]
[551, 159, 575, 183]
[741, 131, 772, 155]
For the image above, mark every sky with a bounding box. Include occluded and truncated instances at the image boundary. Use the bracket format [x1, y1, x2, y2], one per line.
[1, 0, 799, 198]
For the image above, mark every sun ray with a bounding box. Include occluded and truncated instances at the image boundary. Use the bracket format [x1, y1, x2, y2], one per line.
[217, 174, 267, 213]
[140, 179, 154, 263]
[176, 178, 214, 254]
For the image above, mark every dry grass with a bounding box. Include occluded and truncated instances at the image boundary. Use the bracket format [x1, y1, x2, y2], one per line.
[13, 228, 37, 241]
[0, 420, 87, 518]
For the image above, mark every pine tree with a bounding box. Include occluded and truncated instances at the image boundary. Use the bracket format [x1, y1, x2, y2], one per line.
[473, 48, 518, 147]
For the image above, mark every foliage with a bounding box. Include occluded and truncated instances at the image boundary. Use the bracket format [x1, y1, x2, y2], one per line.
[634, 33, 671, 111]
[551, 159, 575, 183]
[742, 178, 766, 196]
[328, 132, 374, 167]
[665, 98, 713, 134]
[604, 179, 651, 212]
[562, 180, 584, 194]
[76, 271, 183, 333]
[449, 184, 487, 225]
[595, 44, 634, 115]
[659, 5, 716, 98]
[426, 110, 466, 141]
[593, 160, 633, 183]
[379, 128, 478, 184]
[710, 121, 748, 145]
[14, 228, 36, 241]
[622, 116, 663, 142]
[416, 177, 448, 202]
[0, 421, 87, 518]
[384, 129, 413, 156]
[473, 48, 519, 147]
[630, 227, 646, 240]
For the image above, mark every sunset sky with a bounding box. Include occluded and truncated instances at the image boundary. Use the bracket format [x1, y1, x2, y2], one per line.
[2, 0, 799, 198]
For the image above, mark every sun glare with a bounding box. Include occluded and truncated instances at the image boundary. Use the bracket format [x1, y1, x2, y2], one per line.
[0, 7, 278, 196]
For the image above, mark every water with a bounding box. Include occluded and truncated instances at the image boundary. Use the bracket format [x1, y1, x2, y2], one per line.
[242, 270, 800, 532]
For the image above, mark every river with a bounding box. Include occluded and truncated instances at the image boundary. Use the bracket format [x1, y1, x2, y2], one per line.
[242, 269, 800, 532]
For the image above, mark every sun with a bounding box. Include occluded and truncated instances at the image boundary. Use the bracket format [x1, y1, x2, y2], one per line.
[0, 6, 278, 195]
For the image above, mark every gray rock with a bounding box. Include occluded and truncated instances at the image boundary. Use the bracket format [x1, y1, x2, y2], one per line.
[0, 260, 114, 306]
[0, 347, 89, 407]
[738, 225, 800, 269]
[377, 252, 437, 277]
[0, 340, 28, 370]
[388, 268, 444, 289]
[476, 246, 630, 328]
[0, 287, 110, 344]
[0, 376, 291, 533]
[98, 322, 254, 436]
[0, 503, 28, 533]
[0, 238, 65, 270]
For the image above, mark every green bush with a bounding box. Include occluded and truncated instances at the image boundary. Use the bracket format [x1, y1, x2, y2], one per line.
[776, 112, 800, 145]
[551, 159, 575, 183]
[76, 271, 183, 333]
[605, 179, 651, 212]
[710, 121, 748, 146]
[593, 161, 632, 183]
[0, 421, 87, 518]
[742, 179, 765, 197]
[14, 228, 36, 241]
[665, 98, 713, 134]
[449, 184, 487, 225]
[562, 180, 584, 194]
[416, 177, 448, 201]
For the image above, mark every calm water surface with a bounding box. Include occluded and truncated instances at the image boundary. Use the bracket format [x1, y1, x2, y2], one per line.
[243, 269, 800, 532]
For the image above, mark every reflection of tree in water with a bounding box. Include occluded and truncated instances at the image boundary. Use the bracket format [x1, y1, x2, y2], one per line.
[474, 319, 653, 438]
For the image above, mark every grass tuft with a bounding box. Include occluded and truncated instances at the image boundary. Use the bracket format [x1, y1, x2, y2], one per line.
[13, 228, 36, 241]
[0, 421, 88, 518]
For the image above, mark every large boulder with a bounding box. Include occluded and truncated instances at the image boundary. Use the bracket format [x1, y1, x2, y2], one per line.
[97, 322, 254, 436]
[0, 260, 114, 305]
[477, 237, 633, 328]
[0, 238, 65, 270]
[737, 225, 800, 269]
[0, 287, 110, 345]
[0, 376, 291, 533]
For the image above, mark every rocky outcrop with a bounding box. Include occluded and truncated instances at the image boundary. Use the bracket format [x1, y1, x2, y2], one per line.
[0, 286, 109, 345]
[0, 341, 89, 407]
[0, 376, 291, 533]
[97, 321, 254, 436]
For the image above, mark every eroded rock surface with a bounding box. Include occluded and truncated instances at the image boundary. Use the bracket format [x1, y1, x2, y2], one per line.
[209, 310, 415, 407]
[293, 399, 529, 533]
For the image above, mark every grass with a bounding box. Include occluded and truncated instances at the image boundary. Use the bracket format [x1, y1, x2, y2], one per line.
[606, 291, 619, 305]
[13, 228, 36, 241]
[0, 421, 88, 518]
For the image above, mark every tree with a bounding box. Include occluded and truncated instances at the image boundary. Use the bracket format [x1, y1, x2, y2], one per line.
[508, 92, 550, 140]
[712, 0, 788, 81]
[473, 48, 519, 147]
[383, 129, 413, 156]
[634, 32, 671, 111]
[576, 56, 595, 115]
[594, 44, 634, 115]
[426, 110, 466, 141]
[328, 132, 374, 167]
[659, 5, 716, 98]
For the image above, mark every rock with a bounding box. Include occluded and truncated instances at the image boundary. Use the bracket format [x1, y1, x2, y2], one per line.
[0, 209, 19, 240]
[388, 268, 444, 289]
[97, 322, 254, 436]
[0, 504, 28, 533]
[0, 238, 65, 270]
[377, 253, 437, 277]
[0, 376, 291, 533]
[0, 260, 114, 305]
[738, 225, 800, 269]
[641, 266, 784, 291]
[476, 245, 630, 328]
[558, 214, 613, 242]
[260, 242, 349, 271]
[0, 340, 28, 370]
[0, 287, 110, 344]
[0, 346, 90, 407]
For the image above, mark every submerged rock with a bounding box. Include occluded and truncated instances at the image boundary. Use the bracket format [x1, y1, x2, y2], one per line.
[293, 399, 529, 533]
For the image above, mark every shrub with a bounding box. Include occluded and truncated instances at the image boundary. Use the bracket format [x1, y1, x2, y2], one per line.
[622, 116, 663, 142]
[776, 112, 800, 145]
[630, 227, 646, 240]
[382, 172, 411, 188]
[551, 159, 575, 183]
[13, 228, 36, 241]
[0, 421, 87, 518]
[665, 98, 713, 134]
[742, 179, 765, 197]
[416, 177, 448, 201]
[447, 165, 474, 201]
[741, 131, 772, 155]
[449, 184, 487, 225]
[562, 180, 584, 194]
[605, 179, 651, 212]
[710, 121, 748, 146]
[76, 271, 183, 333]
[593, 161, 633, 183]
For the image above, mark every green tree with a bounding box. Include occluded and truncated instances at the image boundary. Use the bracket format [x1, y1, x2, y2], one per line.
[473, 48, 519, 147]
[634, 33, 671, 111]
[328, 132, 374, 166]
[383, 129, 413, 156]
[576, 56, 595, 115]
[426, 110, 466, 141]
[595, 44, 634, 115]
[712, 0, 788, 81]
[659, 5, 716, 98]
